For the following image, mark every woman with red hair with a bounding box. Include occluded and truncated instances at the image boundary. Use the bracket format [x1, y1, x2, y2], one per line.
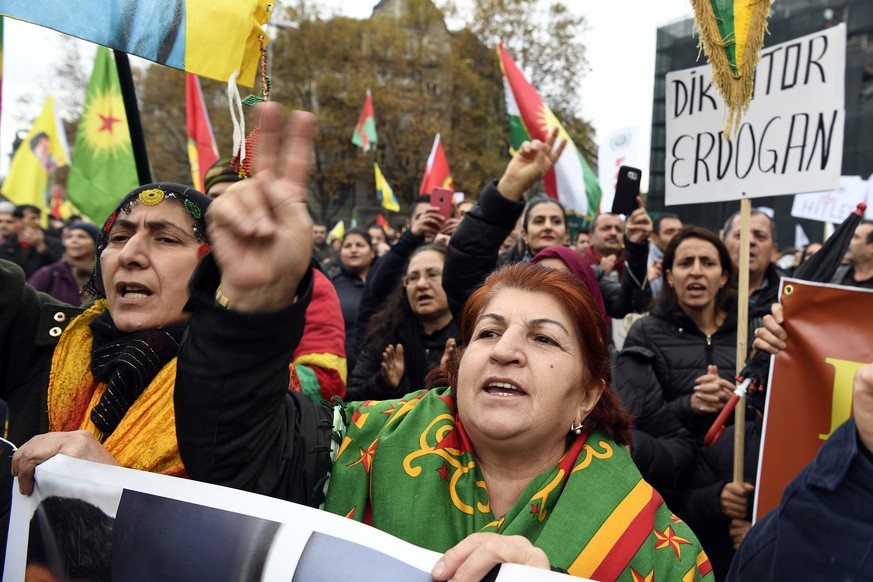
[35, 105, 713, 580]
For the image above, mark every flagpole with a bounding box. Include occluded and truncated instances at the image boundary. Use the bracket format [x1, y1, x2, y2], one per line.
[734, 196, 751, 483]
[113, 50, 151, 185]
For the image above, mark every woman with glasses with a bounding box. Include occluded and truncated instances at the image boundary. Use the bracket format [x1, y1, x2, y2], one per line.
[346, 244, 458, 401]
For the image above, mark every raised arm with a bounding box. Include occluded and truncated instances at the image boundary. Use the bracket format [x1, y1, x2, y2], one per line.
[175, 105, 334, 506]
[443, 131, 565, 313]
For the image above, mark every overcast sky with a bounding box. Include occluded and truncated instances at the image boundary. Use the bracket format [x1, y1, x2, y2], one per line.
[1, 1, 695, 181]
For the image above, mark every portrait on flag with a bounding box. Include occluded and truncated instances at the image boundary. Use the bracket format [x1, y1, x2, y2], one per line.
[755, 278, 873, 521]
[665, 25, 846, 206]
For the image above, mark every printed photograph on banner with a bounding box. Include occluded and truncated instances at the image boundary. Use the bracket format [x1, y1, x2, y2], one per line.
[665, 25, 846, 206]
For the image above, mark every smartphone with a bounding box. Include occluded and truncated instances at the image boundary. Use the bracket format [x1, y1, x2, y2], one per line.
[612, 166, 642, 216]
[430, 187, 454, 220]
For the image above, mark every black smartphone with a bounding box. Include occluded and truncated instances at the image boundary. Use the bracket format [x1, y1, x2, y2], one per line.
[612, 166, 642, 216]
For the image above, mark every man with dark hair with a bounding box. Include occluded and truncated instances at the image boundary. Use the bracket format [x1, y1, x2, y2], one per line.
[648, 213, 683, 297]
[722, 208, 783, 341]
[585, 212, 626, 279]
[0, 205, 61, 277]
[574, 227, 591, 254]
[0, 206, 15, 244]
[312, 222, 339, 268]
[831, 220, 873, 289]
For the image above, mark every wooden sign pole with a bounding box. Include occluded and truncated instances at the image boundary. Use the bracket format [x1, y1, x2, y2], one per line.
[734, 197, 751, 482]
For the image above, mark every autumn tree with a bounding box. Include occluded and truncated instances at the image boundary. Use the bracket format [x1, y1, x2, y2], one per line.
[448, 0, 597, 160]
[269, 0, 507, 225]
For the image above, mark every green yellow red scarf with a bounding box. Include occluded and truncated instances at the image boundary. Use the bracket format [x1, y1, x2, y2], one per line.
[325, 388, 713, 581]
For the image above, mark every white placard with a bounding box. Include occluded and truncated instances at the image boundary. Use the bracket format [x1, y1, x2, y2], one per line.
[5, 456, 576, 582]
[598, 127, 642, 213]
[665, 25, 846, 206]
[790, 175, 867, 224]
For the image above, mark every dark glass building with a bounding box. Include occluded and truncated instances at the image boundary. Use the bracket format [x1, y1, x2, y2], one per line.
[649, 0, 873, 244]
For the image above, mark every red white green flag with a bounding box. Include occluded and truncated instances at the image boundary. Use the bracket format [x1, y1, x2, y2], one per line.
[351, 89, 377, 152]
[418, 133, 454, 194]
[186, 73, 219, 191]
[498, 44, 601, 219]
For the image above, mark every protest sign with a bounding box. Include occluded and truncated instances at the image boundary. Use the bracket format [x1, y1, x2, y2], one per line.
[755, 278, 873, 522]
[5, 455, 575, 581]
[791, 175, 869, 223]
[666, 25, 845, 206]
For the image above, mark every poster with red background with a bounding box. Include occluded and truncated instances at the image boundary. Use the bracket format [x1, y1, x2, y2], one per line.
[755, 279, 873, 521]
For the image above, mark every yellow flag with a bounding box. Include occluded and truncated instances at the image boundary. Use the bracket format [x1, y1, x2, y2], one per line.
[328, 220, 345, 241]
[375, 162, 400, 212]
[1, 95, 70, 224]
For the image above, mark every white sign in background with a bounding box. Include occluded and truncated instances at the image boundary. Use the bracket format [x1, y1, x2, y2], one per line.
[665, 24, 846, 206]
[597, 127, 642, 213]
[791, 175, 873, 224]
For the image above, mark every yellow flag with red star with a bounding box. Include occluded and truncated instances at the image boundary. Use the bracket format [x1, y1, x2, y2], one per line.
[67, 46, 139, 223]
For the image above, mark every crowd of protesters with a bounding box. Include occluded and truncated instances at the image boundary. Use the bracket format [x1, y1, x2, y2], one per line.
[2, 104, 872, 581]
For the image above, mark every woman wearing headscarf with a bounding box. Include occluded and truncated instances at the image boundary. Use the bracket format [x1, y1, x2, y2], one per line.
[27, 221, 100, 306]
[1, 183, 212, 562]
[167, 105, 712, 580]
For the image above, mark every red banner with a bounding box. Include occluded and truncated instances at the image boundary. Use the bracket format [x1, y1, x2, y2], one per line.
[755, 278, 873, 521]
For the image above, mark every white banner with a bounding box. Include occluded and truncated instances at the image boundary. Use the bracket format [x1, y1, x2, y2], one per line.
[598, 127, 642, 213]
[5, 456, 574, 581]
[665, 25, 846, 206]
[790, 175, 868, 223]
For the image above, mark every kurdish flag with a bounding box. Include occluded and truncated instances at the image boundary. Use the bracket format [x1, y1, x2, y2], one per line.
[186, 73, 219, 191]
[1, 95, 70, 223]
[418, 133, 454, 194]
[691, 0, 772, 137]
[498, 44, 601, 219]
[351, 89, 377, 152]
[67, 46, 139, 223]
[0, 0, 270, 86]
[375, 162, 399, 212]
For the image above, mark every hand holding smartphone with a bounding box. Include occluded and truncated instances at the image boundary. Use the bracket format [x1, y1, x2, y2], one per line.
[612, 166, 642, 216]
[430, 187, 454, 220]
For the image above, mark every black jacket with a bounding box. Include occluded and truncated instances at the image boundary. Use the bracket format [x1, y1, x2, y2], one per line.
[613, 307, 737, 494]
[0, 260, 84, 567]
[347, 317, 459, 401]
[176, 260, 334, 507]
[330, 266, 367, 371]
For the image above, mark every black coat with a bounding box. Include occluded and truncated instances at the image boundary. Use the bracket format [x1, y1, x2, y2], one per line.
[347, 317, 459, 401]
[330, 266, 367, 371]
[0, 260, 84, 567]
[613, 307, 737, 494]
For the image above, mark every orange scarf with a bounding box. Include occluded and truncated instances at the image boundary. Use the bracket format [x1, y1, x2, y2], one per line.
[47, 300, 186, 477]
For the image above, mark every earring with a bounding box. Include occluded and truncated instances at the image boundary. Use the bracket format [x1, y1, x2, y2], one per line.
[570, 421, 583, 435]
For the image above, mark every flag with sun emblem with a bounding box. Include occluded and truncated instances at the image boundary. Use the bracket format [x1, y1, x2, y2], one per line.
[498, 44, 601, 219]
[67, 46, 139, 223]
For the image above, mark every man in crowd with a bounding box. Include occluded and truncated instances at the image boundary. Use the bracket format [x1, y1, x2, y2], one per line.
[0, 204, 61, 278]
[584, 212, 625, 279]
[831, 220, 873, 289]
[312, 222, 339, 269]
[0, 203, 15, 244]
[574, 227, 591, 255]
[722, 208, 782, 328]
[648, 213, 683, 297]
